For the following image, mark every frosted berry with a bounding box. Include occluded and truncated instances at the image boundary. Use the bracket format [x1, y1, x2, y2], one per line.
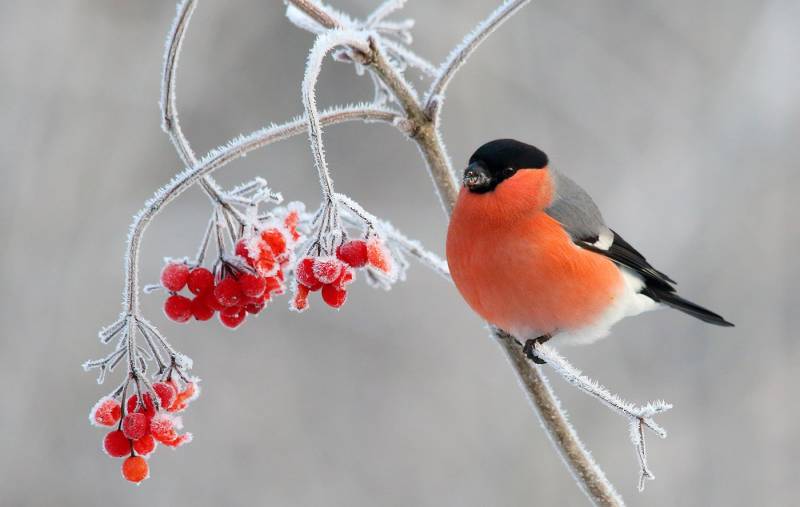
[150, 414, 178, 444]
[122, 456, 149, 483]
[164, 295, 192, 323]
[296, 257, 322, 290]
[321, 284, 347, 308]
[292, 284, 310, 311]
[261, 228, 286, 255]
[122, 412, 149, 441]
[254, 246, 276, 275]
[264, 276, 284, 295]
[91, 397, 121, 427]
[219, 306, 246, 328]
[235, 238, 251, 260]
[187, 267, 214, 295]
[103, 430, 131, 458]
[367, 238, 392, 273]
[312, 257, 343, 284]
[163, 433, 192, 448]
[127, 393, 156, 418]
[132, 434, 156, 457]
[336, 240, 368, 268]
[160, 262, 189, 292]
[152, 382, 177, 409]
[333, 267, 355, 289]
[238, 273, 266, 298]
[214, 278, 242, 307]
[191, 296, 214, 321]
[284, 210, 301, 241]
[164, 381, 198, 413]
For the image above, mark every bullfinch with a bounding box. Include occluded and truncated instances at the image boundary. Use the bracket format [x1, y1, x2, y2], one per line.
[446, 139, 732, 362]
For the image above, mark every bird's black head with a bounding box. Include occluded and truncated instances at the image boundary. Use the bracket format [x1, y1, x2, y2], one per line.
[463, 139, 549, 193]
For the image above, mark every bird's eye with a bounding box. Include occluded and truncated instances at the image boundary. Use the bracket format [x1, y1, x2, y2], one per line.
[504, 167, 516, 177]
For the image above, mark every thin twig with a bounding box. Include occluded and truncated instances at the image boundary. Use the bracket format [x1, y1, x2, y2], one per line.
[425, 0, 531, 112]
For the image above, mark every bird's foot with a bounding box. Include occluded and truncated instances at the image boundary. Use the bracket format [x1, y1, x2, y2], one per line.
[523, 335, 551, 364]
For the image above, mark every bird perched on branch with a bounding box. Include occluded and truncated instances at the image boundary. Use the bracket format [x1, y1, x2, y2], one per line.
[446, 139, 732, 362]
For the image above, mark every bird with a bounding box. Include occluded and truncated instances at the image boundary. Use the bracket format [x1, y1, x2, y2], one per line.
[446, 139, 732, 362]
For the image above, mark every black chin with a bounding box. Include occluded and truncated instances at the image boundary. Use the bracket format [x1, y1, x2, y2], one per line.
[465, 181, 497, 194]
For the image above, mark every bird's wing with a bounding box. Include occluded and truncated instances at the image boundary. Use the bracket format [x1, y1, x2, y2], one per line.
[545, 169, 676, 290]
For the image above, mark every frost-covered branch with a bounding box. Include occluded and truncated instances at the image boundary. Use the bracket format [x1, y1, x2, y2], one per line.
[161, 0, 250, 226]
[532, 342, 672, 491]
[494, 330, 625, 505]
[425, 0, 531, 114]
[302, 31, 370, 202]
[124, 104, 397, 314]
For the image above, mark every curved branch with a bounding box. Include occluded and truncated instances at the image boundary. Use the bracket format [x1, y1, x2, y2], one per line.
[123, 105, 398, 314]
[425, 0, 531, 111]
[286, 0, 341, 30]
[301, 30, 370, 202]
[494, 331, 624, 505]
[161, 0, 243, 217]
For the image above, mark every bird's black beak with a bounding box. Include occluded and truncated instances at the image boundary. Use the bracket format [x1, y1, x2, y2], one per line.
[463, 162, 492, 192]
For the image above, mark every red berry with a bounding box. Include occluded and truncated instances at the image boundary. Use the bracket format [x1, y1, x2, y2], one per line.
[367, 238, 392, 273]
[254, 246, 276, 275]
[164, 295, 192, 323]
[160, 262, 189, 292]
[150, 413, 178, 444]
[169, 382, 197, 412]
[127, 393, 156, 418]
[235, 238, 251, 260]
[296, 257, 322, 290]
[132, 434, 156, 457]
[321, 284, 347, 308]
[261, 228, 287, 255]
[245, 302, 264, 314]
[191, 296, 215, 321]
[91, 397, 121, 427]
[333, 267, 355, 289]
[291, 284, 310, 311]
[103, 430, 131, 458]
[336, 240, 368, 268]
[264, 276, 284, 295]
[122, 413, 149, 440]
[238, 273, 266, 298]
[203, 291, 225, 311]
[122, 456, 149, 483]
[214, 278, 242, 307]
[152, 382, 177, 409]
[313, 257, 343, 284]
[219, 306, 246, 328]
[163, 433, 192, 448]
[187, 267, 214, 295]
[284, 210, 301, 241]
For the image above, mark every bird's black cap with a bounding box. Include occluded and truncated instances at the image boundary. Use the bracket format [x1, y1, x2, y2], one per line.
[464, 139, 549, 193]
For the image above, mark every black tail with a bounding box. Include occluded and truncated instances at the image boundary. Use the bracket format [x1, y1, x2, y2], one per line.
[642, 287, 734, 327]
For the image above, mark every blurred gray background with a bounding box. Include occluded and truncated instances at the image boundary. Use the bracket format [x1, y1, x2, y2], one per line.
[1, 0, 797, 505]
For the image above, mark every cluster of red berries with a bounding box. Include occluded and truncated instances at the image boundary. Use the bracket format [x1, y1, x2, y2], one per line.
[160, 212, 301, 329]
[90, 379, 198, 483]
[292, 237, 392, 311]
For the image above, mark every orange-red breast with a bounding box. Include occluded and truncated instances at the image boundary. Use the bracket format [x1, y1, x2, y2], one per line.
[446, 139, 732, 359]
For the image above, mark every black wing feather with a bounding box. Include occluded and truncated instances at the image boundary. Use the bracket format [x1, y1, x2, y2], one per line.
[578, 229, 676, 291]
[577, 230, 734, 327]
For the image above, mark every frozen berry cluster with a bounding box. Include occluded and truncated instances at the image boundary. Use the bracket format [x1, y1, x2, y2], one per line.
[292, 237, 393, 311]
[159, 211, 301, 329]
[90, 379, 198, 483]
